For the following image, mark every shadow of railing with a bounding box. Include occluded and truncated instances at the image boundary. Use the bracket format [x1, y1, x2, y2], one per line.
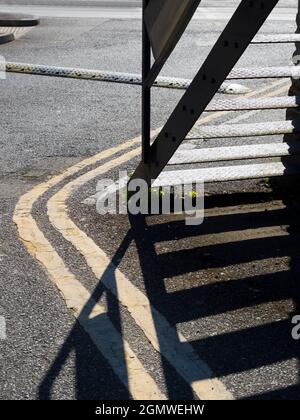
[127, 192, 300, 399]
[38, 2, 300, 396]
[38, 242, 132, 400]
[39, 189, 300, 399]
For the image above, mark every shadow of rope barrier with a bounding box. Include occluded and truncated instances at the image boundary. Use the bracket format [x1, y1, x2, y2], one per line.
[0, 13, 39, 39]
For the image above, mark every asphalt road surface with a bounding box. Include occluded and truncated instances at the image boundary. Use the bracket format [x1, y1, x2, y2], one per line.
[0, 0, 300, 400]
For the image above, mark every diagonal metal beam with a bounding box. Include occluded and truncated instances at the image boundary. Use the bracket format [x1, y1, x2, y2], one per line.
[131, 0, 280, 185]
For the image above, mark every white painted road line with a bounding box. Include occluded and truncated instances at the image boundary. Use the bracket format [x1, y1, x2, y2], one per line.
[0, 5, 298, 21]
[225, 82, 290, 125]
[192, 79, 290, 132]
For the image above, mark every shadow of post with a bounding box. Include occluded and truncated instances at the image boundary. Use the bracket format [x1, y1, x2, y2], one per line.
[37, 0, 300, 402]
[39, 188, 300, 400]
[264, 0, 300, 398]
[128, 193, 300, 399]
[38, 252, 131, 400]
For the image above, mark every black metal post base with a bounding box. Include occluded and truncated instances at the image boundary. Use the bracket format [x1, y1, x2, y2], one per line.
[0, 13, 39, 27]
[0, 33, 14, 44]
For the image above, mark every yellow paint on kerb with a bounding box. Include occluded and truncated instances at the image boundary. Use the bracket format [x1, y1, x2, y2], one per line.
[13, 139, 165, 400]
[47, 151, 234, 400]
[13, 78, 289, 400]
[44, 79, 291, 400]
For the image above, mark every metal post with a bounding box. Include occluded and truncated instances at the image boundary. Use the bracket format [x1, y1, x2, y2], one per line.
[132, 0, 280, 185]
[142, 0, 151, 163]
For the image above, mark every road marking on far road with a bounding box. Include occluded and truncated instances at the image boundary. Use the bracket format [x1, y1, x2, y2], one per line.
[13, 139, 165, 400]
[0, 5, 297, 21]
[197, 78, 290, 127]
[225, 82, 292, 125]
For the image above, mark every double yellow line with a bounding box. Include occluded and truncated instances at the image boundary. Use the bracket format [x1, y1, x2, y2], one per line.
[13, 78, 290, 400]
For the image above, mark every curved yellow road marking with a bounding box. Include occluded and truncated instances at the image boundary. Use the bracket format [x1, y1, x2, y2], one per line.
[13, 140, 165, 400]
[44, 80, 290, 400]
[47, 153, 234, 401]
[12, 78, 288, 400]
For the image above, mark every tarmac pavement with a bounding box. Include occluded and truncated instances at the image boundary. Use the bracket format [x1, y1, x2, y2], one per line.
[0, 0, 299, 400]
